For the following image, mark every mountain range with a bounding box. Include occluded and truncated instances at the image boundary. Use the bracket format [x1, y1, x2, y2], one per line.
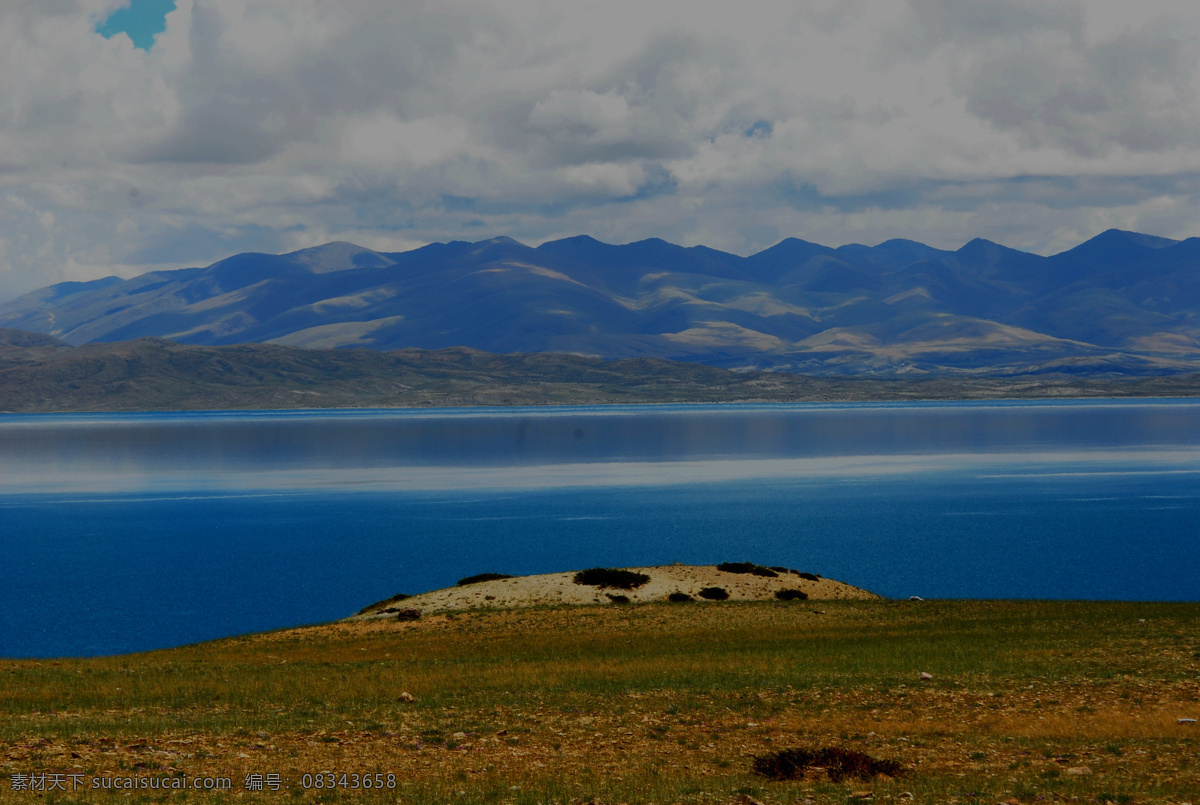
[3, 229, 1199, 375]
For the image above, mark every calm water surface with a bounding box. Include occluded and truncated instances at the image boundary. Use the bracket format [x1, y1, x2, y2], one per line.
[1, 400, 1197, 657]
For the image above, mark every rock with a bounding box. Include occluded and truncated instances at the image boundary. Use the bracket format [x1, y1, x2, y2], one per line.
[1064, 765, 1091, 776]
[919, 672, 934, 681]
[1178, 718, 1197, 724]
[909, 596, 924, 601]
[898, 794, 914, 801]
[732, 795, 765, 805]
[397, 691, 415, 703]
[395, 608, 421, 621]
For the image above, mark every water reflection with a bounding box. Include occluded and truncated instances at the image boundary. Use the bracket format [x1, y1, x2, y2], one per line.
[1, 400, 1197, 492]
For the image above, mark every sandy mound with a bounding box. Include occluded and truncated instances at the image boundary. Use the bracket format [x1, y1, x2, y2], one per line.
[352, 564, 877, 619]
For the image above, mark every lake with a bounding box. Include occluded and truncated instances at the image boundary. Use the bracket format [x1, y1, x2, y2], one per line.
[1, 400, 1198, 658]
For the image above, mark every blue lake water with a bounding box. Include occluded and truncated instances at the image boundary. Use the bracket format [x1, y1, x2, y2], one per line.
[1, 400, 1198, 658]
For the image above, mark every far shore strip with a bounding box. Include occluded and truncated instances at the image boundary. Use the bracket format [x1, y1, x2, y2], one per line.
[352, 564, 877, 619]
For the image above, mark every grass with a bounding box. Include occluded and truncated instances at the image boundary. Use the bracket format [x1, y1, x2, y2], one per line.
[1, 600, 1198, 803]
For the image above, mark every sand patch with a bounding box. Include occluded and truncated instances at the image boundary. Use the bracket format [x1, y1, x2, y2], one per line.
[352, 563, 876, 619]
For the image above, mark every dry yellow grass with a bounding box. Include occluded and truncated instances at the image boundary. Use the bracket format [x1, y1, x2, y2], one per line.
[1, 599, 1198, 804]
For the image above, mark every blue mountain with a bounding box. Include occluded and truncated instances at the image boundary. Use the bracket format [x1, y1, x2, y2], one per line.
[1, 229, 1197, 375]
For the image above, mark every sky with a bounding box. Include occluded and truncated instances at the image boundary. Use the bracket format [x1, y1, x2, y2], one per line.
[94, 0, 175, 49]
[2, 0, 1200, 297]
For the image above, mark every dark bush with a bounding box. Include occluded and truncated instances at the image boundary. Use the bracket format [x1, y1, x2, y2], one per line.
[394, 608, 421, 622]
[717, 561, 778, 578]
[667, 591, 694, 602]
[752, 747, 905, 783]
[356, 593, 410, 615]
[606, 593, 631, 604]
[775, 589, 808, 601]
[456, 572, 514, 586]
[769, 566, 789, 573]
[797, 572, 820, 581]
[573, 568, 651, 590]
[698, 586, 729, 601]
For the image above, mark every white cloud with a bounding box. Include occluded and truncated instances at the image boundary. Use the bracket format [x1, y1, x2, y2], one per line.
[555, 162, 646, 198]
[2, 0, 1200, 297]
[528, 90, 634, 147]
[339, 114, 473, 169]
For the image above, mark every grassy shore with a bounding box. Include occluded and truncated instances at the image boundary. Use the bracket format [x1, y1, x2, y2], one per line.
[2, 600, 1198, 803]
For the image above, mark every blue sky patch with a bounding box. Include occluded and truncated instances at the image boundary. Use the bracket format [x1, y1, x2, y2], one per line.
[745, 120, 773, 138]
[96, 0, 177, 50]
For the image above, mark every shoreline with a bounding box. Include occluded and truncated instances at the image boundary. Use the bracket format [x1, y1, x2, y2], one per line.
[5, 392, 1200, 418]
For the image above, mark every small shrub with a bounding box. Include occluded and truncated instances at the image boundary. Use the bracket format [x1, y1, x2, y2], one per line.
[356, 593, 410, 615]
[797, 572, 820, 581]
[395, 608, 421, 621]
[775, 589, 808, 601]
[456, 572, 514, 586]
[668, 591, 694, 602]
[573, 568, 650, 590]
[606, 593, 631, 604]
[769, 566, 789, 573]
[717, 562, 778, 577]
[698, 586, 729, 601]
[752, 747, 905, 783]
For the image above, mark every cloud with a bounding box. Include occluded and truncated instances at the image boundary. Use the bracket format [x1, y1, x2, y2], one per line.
[897, 0, 1200, 160]
[339, 114, 473, 170]
[2, 0, 1200, 298]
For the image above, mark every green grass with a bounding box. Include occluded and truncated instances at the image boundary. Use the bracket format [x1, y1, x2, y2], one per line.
[2, 600, 1198, 803]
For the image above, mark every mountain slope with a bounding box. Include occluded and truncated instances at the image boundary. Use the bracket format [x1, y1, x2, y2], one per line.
[2, 230, 1198, 375]
[2, 332, 1198, 412]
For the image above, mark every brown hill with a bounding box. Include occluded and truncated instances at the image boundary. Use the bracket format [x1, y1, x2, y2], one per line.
[352, 564, 877, 619]
[2, 333, 1199, 412]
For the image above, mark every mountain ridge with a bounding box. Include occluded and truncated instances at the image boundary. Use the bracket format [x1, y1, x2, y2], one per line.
[2, 228, 1198, 376]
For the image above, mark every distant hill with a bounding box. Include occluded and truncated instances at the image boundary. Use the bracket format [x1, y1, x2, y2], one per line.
[2, 230, 1199, 376]
[2, 332, 1197, 412]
